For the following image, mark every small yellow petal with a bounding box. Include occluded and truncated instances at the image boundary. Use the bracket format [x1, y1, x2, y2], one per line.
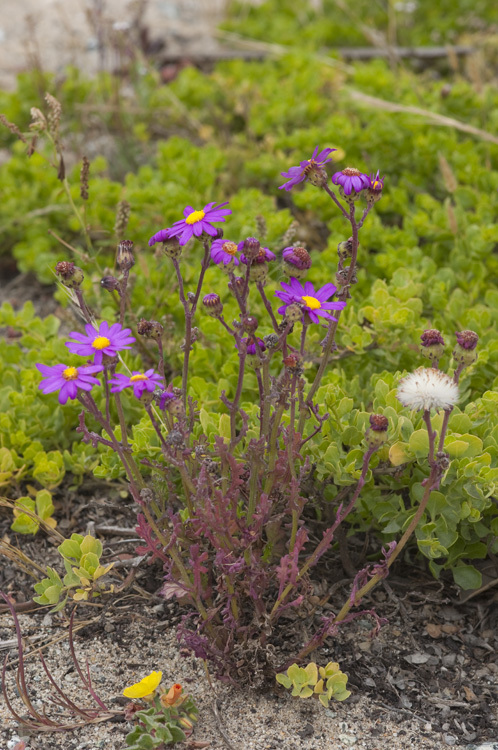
[123, 670, 163, 699]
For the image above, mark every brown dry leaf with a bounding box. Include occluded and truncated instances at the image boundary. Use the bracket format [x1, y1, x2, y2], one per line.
[442, 623, 459, 634]
[426, 623, 442, 638]
[463, 685, 478, 702]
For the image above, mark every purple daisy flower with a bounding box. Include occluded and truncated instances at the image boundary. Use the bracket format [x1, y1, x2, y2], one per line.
[149, 202, 231, 247]
[331, 167, 370, 196]
[36, 363, 103, 405]
[159, 390, 177, 409]
[66, 321, 135, 365]
[108, 369, 164, 399]
[210, 238, 240, 266]
[235, 337, 267, 356]
[275, 278, 347, 325]
[279, 146, 336, 192]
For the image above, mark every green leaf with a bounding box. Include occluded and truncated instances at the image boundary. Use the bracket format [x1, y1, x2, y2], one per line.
[452, 564, 482, 590]
[408, 429, 429, 456]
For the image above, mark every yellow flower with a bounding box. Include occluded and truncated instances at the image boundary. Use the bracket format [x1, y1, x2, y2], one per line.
[123, 670, 163, 699]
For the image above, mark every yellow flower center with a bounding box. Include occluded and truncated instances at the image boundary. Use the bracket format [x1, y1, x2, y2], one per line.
[222, 241, 238, 255]
[62, 366, 79, 381]
[185, 209, 205, 225]
[301, 295, 321, 310]
[130, 374, 148, 382]
[92, 336, 111, 350]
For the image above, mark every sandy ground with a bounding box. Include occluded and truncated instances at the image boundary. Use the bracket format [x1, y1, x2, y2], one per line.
[0, 0, 228, 91]
[0, 612, 462, 750]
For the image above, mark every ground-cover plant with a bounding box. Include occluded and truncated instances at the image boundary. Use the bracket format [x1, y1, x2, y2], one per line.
[27, 141, 491, 688]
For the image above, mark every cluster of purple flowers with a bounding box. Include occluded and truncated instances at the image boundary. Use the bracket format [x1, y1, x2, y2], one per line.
[279, 145, 383, 197]
[37, 321, 168, 405]
[38, 144, 383, 403]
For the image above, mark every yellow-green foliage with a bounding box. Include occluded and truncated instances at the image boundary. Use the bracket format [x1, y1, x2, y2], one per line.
[276, 661, 351, 706]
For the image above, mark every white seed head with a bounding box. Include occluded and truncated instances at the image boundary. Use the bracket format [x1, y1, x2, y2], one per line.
[396, 367, 459, 412]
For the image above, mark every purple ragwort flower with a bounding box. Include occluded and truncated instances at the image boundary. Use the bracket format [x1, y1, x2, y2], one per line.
[275, 278, 346, 324]
[210, 238, 240, 266]
[159, 390, 176, 409]
[149, 202, 231, 247]
[66, 321, 135, 365]
[332, 167, 370, 195]
[235, 336, 266, 356]
[279, 146, 336, 191]
[108, 369, 164, 399]
[36, 362, 103, 405]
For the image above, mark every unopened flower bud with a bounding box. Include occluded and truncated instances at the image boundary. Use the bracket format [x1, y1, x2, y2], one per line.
[100, 275, 121, 292]
[242, 315, 258, 333]
[284, 303, 303, 323]
[337, 238, 353, 260]
[137, 318, 163, 339]
[202, 293, 223, 317]
[366, 414, 389, 449]
[162, 236, 182, 259]
[453, 330, 479, 366]
[55, 261, 84, 289]
[178, 717, 193, 731]
[168, 398, 185, 418]
[282, 246, 312, 279]
[116, 239, 135, 271]
[420, 329, 445, 362]
[239, 237, 261, 261]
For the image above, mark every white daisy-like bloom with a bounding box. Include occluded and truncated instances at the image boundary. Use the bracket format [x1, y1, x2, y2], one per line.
[396, 367, 459, 412]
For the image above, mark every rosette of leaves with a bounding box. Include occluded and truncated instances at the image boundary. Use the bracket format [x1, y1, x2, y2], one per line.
[276, 662, 350, 706]
[33, 533, 114, 610]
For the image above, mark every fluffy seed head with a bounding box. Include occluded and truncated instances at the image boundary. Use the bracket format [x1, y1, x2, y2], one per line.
[397, 368, 459, 412]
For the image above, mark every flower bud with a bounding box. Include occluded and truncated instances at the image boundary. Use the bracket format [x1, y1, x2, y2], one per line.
[242, 315, 258, 333]
[420, 329, 445, 362]
[202, 293, 224, 317]
[116, 240, 135, 271]
[284, 303, 303, 323]
[55, 261, 84, 289]
[162, 236, 182, 259]
[137, 318, 164, 340]
[239, 237, 261, 261]
[365, 414, 388, 449]
[168, 398, 185, 418]
[100, 275, 121, 292]
[453, 330, 479, 366]
[282, 246, 312, 279]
